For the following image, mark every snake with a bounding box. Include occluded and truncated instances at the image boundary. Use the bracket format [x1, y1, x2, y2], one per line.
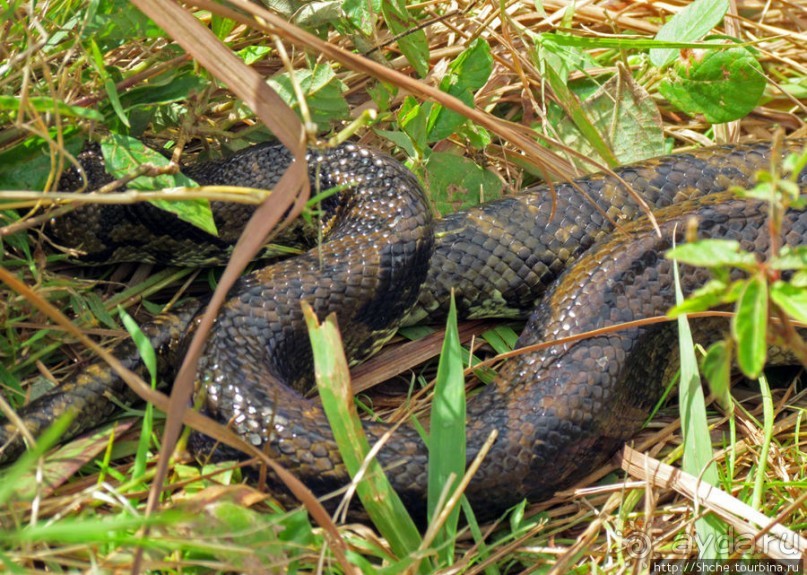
[2, 139, 807, 519]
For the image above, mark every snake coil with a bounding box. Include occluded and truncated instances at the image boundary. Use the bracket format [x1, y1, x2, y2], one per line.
[2, 139, 806, 518]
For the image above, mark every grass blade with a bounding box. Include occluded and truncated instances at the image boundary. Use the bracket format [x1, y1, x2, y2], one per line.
[427, 293, 466, 562]
[303, 303, 428, 570]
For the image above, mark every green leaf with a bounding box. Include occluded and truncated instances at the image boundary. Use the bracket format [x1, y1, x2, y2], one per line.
[700, 340, 732, 409]
[381, 0, 429, 78]
[343, 0, 380, 35]
[771, 281, 807, 323]
[117, 73, 207, 111]
[398, 96, 429, 155]
[267, 63, 349, 127]
[732, 275, 768, 378]
[427, 39, 493, 142]
[667, 278, 730, 316]
[424, 152, 503, 215]
[100, 134, 218, 236]
[481, 326, 518, 355]
[0, 96, 104, 121]
[666, 239, 757, 268]
[659, 46, 765, 124]
[428, 294, 466, 556]
[237, 45, 271, 66]
[88, 37, 129, 127]
[650, 0, 729, 67]
[0, 132, 85, 191]
[772, 246, 807, 270]
[83, 0, 165, 51]
[550, 63, 665, 165]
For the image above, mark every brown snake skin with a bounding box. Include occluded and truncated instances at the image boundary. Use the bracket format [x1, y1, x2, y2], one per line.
[2, 139, 807, 519]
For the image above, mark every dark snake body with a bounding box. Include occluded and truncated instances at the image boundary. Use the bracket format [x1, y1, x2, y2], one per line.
[2, 140, 807, 518]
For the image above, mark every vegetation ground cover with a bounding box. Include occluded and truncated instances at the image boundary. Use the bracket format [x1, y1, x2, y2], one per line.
[1, 0, 806, 572]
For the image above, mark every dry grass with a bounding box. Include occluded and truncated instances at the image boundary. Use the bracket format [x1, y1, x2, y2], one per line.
[1, 0, 807, 573]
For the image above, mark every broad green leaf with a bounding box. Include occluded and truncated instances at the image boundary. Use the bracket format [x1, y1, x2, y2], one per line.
[343, 0, 380, 35]
[100, 134, 217, 236]
[771, 281, 807, 323]
[398, 96, 429, 154]
[550, 63, 665, 165]
[732, 275, 768, 378]
[428, 294, 466, 559]
[659, 46, 765, 124]
[237, 45, 271, 66]
[650, 0, 729, 67]
[424, 152, 503, 215]
[0, 132, 85, 191]
[666, 239, 757, 268]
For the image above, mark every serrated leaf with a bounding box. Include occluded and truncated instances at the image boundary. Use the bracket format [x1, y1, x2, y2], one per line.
[732, 275, 768, 378]
[100, 134, 217, 236]
[650, 0, 729, 67]
[771, 281, 807, 323]
[666, 239, 757, 268]
[659, 46, 765, 124]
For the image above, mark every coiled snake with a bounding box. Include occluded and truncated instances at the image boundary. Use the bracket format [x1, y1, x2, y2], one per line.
[2, 139, 807, 517]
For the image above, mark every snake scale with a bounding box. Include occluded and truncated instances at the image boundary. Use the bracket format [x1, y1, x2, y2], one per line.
[2, 139, 807, 518]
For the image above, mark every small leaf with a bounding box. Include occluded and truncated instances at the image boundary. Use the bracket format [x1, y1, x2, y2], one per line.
[772, 246, 807, 270]
[427, 38, 493, 142]
[267, 64, 349, 127]
[100, 134, 218, 236]
[771, 281, 807, 323]
[381, 0, 429, 77]
[667, 278, 730, 316]
[700, 340, 732, 409]
[650, 0, 729, 67]
[666, 239, 757, 268]
[732, 275, 768, 378]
